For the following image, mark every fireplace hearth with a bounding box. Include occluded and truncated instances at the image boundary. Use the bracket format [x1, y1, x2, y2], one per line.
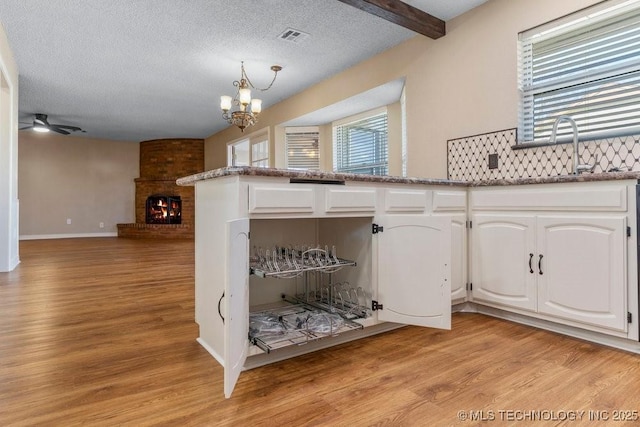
[146, 195, 182, 224]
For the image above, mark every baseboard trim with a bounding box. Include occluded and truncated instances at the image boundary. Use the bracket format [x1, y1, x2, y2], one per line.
[20, 232, 118, 240]
[0, 257, 20, 272]
[454, 302, 640, 355]
[8, 255, 20, 270]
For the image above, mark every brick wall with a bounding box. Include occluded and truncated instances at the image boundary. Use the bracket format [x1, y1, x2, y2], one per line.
[117, 223, 193, 239]
[139, 139, 204, 179]
[118, 138, 204, 239]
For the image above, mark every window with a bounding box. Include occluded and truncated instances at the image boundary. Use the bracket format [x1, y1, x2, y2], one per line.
[519, 0, 640, 144]
[333, 110, 388, 175]
[228, 139, 249, 166]
[285, 127, 320, 170]
[251, 139, 269, 168]
[227, 132, 269, 167]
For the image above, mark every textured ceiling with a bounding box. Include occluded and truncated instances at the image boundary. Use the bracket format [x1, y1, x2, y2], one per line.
[0, 0, 487, 142]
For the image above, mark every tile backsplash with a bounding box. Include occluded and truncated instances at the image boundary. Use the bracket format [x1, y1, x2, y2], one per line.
[447, 128, 640, 181]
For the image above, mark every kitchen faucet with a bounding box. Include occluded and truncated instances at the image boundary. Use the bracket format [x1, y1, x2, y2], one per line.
[548, 115, 596, 174]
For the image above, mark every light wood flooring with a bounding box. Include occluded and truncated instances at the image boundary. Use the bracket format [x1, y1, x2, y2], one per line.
[2, 238, 640, 426]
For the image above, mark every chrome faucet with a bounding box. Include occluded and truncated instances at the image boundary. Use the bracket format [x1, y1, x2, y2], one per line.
[549, 115, 596, 174]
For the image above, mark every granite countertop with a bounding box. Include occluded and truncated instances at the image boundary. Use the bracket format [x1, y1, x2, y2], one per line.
[176, 166, 467, 186]
[176, 166, 640, 187]
[468, 170, 640, 186]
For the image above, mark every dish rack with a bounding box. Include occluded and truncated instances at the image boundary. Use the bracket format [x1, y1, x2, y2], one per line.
[250, 245, 356, 278]
[249, 245, 372, 353]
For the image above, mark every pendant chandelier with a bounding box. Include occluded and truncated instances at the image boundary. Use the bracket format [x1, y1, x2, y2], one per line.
[220, 61, 282, 132]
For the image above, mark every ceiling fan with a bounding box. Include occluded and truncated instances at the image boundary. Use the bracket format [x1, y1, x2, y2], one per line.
[20, 113, 83, 135]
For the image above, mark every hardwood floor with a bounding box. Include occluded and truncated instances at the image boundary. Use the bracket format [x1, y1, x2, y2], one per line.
[2, 238, 640, 426]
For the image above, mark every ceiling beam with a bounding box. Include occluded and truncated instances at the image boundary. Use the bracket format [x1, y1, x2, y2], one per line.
[337, 0, 445, 39]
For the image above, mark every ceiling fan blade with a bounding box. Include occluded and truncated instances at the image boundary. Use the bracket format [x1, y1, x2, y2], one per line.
[49, 126, 70, 135]
[52, 124, 82, 131]
[19, 125, 34, 130]
[24, 114, 83, 135]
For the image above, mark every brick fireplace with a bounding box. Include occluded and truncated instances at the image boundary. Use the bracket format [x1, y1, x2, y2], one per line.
[117, 138, 204, 238]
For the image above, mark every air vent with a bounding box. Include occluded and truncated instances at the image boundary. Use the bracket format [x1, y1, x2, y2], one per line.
[278, 28, 310, 44]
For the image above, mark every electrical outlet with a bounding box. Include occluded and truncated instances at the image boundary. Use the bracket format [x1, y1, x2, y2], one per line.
[99, 222, 105, 229]
[66, 218, 72, 225]
[488, 153, 499, 170]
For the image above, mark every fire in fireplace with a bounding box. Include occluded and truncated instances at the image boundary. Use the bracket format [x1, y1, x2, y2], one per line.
[146, 195, 182, 224]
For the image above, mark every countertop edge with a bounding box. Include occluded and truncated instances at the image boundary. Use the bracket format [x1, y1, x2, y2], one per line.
[176, 166, 467, 187]
[176, 166, 640, 187]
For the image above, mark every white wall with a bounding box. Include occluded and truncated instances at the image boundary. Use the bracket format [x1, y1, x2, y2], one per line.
[0, 20, 19, 271]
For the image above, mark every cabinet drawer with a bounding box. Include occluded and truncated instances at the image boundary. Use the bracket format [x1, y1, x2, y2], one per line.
[249, 185, 315, 214]
[384, 189, 427, 212]
[432, 190, 467, 212]
[324, 187, 377, 212]
[471, 186, 627, 211]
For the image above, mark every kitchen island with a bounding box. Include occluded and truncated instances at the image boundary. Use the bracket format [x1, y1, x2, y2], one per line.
[178, 166, 640, 398]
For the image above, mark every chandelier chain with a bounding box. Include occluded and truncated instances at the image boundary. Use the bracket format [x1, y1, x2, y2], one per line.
[241, 61, 280, 92]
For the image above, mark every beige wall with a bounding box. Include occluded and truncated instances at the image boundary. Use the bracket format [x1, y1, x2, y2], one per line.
[18, 131, 139, 238]
[0, 19, 19, 271]
[13, 0, 605, 239]
[205, 0, 601, 178]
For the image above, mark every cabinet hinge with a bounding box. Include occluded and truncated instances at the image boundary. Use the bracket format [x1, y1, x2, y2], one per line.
[372, 300, 383, 311]
[469, 282, 472, 291]
[247, 232, 250, 240]
[628, 312, 632, 323]
[372, 224, 384, 234]
[627, 226, 631, 237]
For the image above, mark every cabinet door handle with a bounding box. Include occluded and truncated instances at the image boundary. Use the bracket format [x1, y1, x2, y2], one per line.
[218, 292, 225, 324]
[529, 253, 534, 274]
[538, 254, 544, 275]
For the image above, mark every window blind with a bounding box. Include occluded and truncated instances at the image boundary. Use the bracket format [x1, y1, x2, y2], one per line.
[333, 112, 388, 175]
[286, 129, 320, 170]
[519, 4, 640, 143]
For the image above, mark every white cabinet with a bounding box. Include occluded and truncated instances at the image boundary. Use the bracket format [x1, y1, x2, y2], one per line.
[195, 176, 455, 398]
[470, 182, 633, 336]
[471, 213, 627, 331]
[536, 216, 626, 331]
[384, 189, 428, 212]
[221, 214, 451, 397]
[432, 190, 468, 303]
[248, 183, 379, 216]
[376, 215, 451, 328]
[471, 214, 536, 311]
[449, 213, 468, 302]
[249, 184, 315, 214]
[224, 219, 250, 398]
[324, 187, 377, 213]
[191, 173, 638, 398]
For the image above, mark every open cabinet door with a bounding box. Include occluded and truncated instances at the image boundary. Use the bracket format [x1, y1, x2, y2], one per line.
[223, 218, 250, 398]
[376, 215, 451, 329]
